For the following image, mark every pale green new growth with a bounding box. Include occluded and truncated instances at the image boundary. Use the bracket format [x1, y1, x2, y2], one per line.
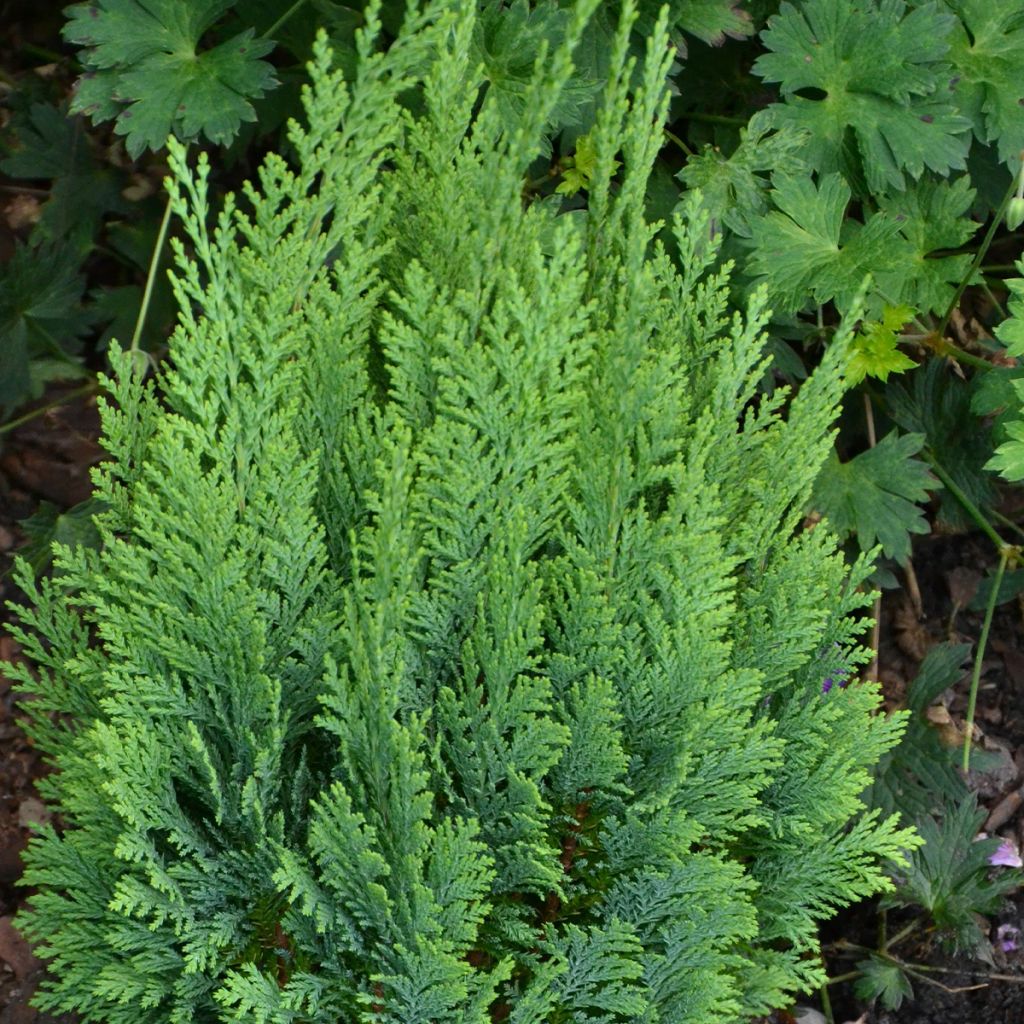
[7, 2, 915, 1021]
[989, 256, 1024, 482]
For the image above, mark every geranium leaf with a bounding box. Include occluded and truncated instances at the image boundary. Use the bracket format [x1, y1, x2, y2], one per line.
[753, 0, 972, 193]
[987, 379, 1024, 482]
[812, 430, 936, 563]
[637, 0, 753, 48]
[0, 244, 94, 411]
[875, 176, 979, 315]
[747, 172, 902, 312]
[63, 1, 278, 156]
[680, 115, 810, 237]
[1, 102, 126, 249]
[473, 0, 597, 138]
[854, 955, 914, 1010]
[944, 0, 1024, 164]
[847, 305, 917, 385]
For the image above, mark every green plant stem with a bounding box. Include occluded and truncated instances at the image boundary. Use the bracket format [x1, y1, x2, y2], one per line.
[939, 177, 1018, 340]
[663, 128, 693, 157]
[992, 508, 1024, 541]
[680, 111, 747, 126]
[815, 983, 831, 1024]
[0, 382, 98, 436]
[907, 961, 1024, 984]
[963, 548, 1008, 771]
[819, 966, 835, 1024]
[884, 918, 919, 952]
[825, 971, 861, 986]
[925, 454, 1004, 550]
[900, 963, 987, 995]
[979, 279, 1008, 320]
[262, 0, 311, 39]
[0, 183, 49, 197]
[129, 192, 173, 359]
[20, 43, 66, 63]
[932, 340, 993, 371]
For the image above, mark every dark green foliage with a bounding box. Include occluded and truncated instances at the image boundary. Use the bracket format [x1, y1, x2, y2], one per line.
[0, 101, 126, 250]
[885, 360, 997, 529]
[863, 643, 971, 821]
[854, 953, 914, 1011]
[0, 92, 175, 420]
[863, 643, 1020, 965]
[754, 0, 971, 193]
[63, 0, 278, 158]
[883, 796, 1021, 955]
[5, 4, 914, 1021]
[17, 498, 106, 576]
[812, 431, 935, 564]
[0, 242, 94, 413]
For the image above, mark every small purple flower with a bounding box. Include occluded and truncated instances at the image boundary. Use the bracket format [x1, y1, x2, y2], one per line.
[997, 923, 1021, 953]
[989, 840, 1023, 869]
[821, 643, 850, 694]
[821, 670, 848, 694]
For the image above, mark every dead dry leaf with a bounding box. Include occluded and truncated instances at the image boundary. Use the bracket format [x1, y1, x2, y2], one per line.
[893, 596, 932, 660]
[17, 798, 50, 831]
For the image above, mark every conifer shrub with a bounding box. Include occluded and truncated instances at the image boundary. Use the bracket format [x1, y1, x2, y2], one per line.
[6, 2, 918, 1020]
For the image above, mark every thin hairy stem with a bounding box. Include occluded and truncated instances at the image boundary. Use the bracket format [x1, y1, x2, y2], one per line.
[262, 0, 311, 39]
[0, 382, 98, 436]
[963, 548, 1009, 771]
[939, 176, 1018, 340]
[925, 454, 1004, 551]
[128, 188, 174, 365]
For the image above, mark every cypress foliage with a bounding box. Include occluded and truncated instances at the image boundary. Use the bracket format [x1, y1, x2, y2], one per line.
[6, 2, 916, 1020]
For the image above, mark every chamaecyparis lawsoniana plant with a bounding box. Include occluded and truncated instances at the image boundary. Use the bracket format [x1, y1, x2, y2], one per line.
[5, 2, 917, 1020]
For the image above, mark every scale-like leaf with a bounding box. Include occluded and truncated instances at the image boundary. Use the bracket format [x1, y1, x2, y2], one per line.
[754, 0, 971, 193]
[812, 430, 935, 563]
[64, 0, 277, 156]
